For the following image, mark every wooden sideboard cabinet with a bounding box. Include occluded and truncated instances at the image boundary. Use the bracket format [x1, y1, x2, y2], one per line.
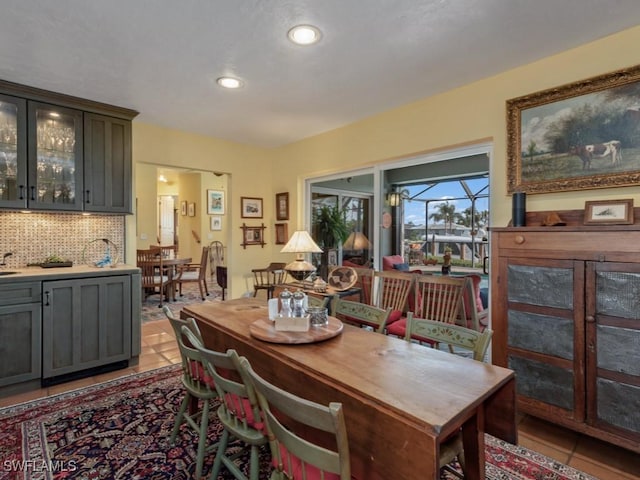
[491, 214, 640, 454]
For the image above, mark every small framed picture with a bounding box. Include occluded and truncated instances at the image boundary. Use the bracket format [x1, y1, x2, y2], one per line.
[180, 201, 187, 216]
[241, 197, 263, 218]
[275, 223, 288, 245]
[584, 199, 634, 225]
[276, 192, 289, 221]
[207, 190, 225, 215]
[211, 216, 222, 231]
[245, 227, 263, 244]
[188, 202, 196, 217]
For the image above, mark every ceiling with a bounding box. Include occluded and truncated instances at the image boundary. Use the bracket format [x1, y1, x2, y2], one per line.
[2, 1, 640, 148]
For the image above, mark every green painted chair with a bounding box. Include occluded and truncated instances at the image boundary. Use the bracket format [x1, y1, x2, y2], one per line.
[306, 294, 330, 310]
[333, 298, 391, 333]
[238, 355, 351, 480]
[405, 313, 493, 476]
[185, 333, 267, 480]
[163, 306, 219, 479]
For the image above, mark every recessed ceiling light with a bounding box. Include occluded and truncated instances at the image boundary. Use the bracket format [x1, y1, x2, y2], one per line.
[287, 25, 321, 46]
[216, 77, 243, 89]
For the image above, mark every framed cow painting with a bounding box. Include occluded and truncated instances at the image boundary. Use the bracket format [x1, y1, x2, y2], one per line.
[507, 64, 640, 194]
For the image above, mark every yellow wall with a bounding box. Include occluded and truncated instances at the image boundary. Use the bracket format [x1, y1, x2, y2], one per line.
[131, 25, 640, 298]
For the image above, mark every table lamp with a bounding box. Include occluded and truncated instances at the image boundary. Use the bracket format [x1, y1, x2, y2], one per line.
[343, 231, 372, 251]
[280, 230, 323, 282]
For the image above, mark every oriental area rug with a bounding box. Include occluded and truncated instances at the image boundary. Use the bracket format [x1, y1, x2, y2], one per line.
[0, 365, 597, 480]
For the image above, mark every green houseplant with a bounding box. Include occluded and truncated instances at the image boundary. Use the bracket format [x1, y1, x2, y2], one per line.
[313, 205, 350, 279]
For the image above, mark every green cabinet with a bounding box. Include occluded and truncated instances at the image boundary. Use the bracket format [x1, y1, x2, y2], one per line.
[0, 80, 137, 213]
[84, 113, 132, 213]
[0, 282, 41, 387]
[42, 275, 132, 379]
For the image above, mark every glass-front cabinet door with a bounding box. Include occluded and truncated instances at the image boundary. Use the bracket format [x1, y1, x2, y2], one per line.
[0, 93, 27, 209]
[27, 102, 83, 211]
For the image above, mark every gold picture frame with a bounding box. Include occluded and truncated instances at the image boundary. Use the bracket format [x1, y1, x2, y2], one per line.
[507, 64, 640, 195]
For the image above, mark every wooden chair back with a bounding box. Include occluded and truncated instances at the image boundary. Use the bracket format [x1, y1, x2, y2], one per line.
[373, 270, 415, 313]
[405, 313, 493, 361]
[334, 298, 391, 333]
[413, 274, 466, 324]
[190, 342, 267, 480]
[352, 267, 374, 305]
[150, 244, 178, 258]
[307, 294, 330, 310]
[239, 356, 352, 480]
[252, 262, 287, 299]
[137, 248, 169, 306]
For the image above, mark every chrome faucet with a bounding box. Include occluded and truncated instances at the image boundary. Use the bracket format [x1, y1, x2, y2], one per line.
[0, 252, 13, 267]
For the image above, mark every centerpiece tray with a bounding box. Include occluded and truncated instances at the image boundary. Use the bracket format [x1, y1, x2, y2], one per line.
[249, 317, 343, 344]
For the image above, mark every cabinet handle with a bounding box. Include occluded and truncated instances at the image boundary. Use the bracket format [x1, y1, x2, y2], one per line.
[44, 291, 50, 306]
[18, 185, 25, 200]
[30, 186, 36, 201]
[586, 315, 595, 323]
[514, 235, 525, 245]
[85, 190, 91, 204]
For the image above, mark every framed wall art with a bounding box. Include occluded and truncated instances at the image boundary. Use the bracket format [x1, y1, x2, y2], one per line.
[188, 202, 196, 217]
[241, 197, 263, 218]
[180, 201, 187, 216]
[507, 64, 640, 195]
[240, 223, 266, 248]
[584, 198, 634, 225]
[207, 190, 225, 215]
[275, 223, 288, 245]
[276, 192, 289, 221]
[211, 216, 222, 231]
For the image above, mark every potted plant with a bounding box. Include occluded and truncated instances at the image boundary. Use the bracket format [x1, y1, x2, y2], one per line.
[313, 205, 350, 279]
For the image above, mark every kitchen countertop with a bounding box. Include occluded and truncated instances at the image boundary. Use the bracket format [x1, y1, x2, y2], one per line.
[0, 264, 140, 283]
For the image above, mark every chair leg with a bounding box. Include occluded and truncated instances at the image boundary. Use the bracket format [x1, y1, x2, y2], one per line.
[195, 398, 211, 480]
[250, 445, 260, 480]
[209, 428, 230, 480]
[198, 281, 205, 301]
[170, 393, 191, 444]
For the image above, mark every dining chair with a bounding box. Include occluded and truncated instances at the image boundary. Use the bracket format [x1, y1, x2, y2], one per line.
[188, 343, 267, 480]
[351, 267, 374, 305]
[238, 356, 352, 480]
[372, 270, 415, 325]
[333, 298, 391, 333]
[307, 294, 330, 310]
[216, 265, 228, 300]
[386, 274, 466, 340]
[137, 248, 170, 307]
[403, 313, 493, 477]
[163, 307, 219, 479]
[460, 274, 489, 331]
[176, 246, 210, 300]
[150, 244, 178, 258]
[252, 262, 287, 299]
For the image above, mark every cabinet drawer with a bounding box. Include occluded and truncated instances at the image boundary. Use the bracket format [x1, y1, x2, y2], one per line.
[0, 282, 41, 306]
[496, 231, 640, 255]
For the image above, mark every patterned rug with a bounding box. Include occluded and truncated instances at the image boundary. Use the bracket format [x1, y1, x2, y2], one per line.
[141, 281, 224, 323]
[0, 365, 597, 480]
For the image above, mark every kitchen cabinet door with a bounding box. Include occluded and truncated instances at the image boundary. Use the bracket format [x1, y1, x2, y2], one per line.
[42, 275, 131, 379]
[0, 302, 41, 387]
[84, 113, 132, 213]
[0, 93, 27, 209]
[27, 101, 83, 211]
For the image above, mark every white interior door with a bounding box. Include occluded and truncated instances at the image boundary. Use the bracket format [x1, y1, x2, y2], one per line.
[159, 195, 175, 245]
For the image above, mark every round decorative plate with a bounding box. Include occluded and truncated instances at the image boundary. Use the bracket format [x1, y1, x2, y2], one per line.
[327, 266, 358, 291]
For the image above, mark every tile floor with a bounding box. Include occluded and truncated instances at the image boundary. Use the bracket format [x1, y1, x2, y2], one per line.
[1, 316, 638, 479]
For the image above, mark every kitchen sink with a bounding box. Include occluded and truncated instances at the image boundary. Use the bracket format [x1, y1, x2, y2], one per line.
[0, 271, 18, 276]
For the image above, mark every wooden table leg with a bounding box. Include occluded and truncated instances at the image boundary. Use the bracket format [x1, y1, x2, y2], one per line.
[461, 408, 485, 480]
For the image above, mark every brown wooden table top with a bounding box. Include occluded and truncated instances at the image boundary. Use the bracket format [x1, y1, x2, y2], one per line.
[183, 298, 514, 439]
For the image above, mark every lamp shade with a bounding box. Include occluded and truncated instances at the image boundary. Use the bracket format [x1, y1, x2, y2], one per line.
[280, 230, 323, 254]
[280, 230, 322, 281]
[343, 231, 372, 250]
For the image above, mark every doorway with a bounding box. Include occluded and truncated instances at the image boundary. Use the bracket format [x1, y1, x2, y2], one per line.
[158, 195, 178, 247]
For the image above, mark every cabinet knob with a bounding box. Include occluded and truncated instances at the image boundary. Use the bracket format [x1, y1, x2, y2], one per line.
[586, 315, 595, 323]
[514, 235, 525, 245]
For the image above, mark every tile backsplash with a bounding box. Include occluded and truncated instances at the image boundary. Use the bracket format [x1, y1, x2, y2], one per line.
[0, 212, 125, 268]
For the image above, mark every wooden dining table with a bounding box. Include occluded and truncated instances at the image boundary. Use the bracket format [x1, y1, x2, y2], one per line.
[182, 298, 516, 480]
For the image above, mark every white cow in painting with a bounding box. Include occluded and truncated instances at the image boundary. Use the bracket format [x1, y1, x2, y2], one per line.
[570, 140, 622, 170]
